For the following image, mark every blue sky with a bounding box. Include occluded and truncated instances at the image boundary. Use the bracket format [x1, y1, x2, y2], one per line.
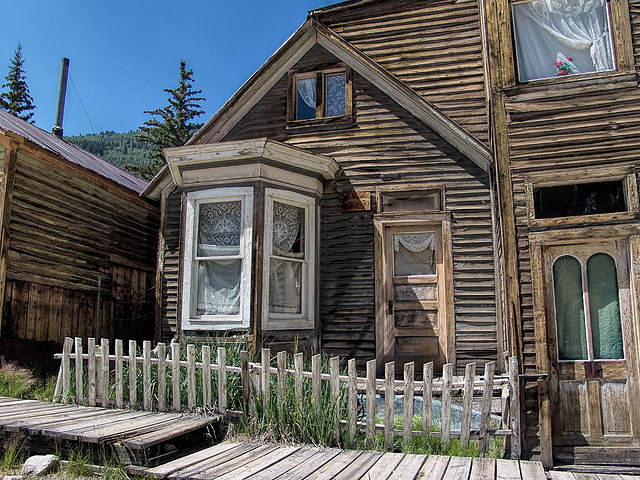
[0, 1, 339, 136]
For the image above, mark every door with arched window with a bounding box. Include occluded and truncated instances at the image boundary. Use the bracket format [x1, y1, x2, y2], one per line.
[544, 241, 640, 448]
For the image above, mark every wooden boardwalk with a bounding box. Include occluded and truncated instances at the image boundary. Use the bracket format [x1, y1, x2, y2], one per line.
[143, 441, 547, 480]
[549, 473, 640, 480]
[0, 396, 218, 464]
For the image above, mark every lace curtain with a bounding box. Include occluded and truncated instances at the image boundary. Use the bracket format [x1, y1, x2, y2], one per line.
[513, 0, 614, 81]
[273, 202, 304, 258]
[196, 260, 241, 316]
[297, 78, 316, 110]
[394, 233, 436, 253]
[197, 201, 241, 257]
[393, 233, 436, 276]
[326, 74, 346, 117]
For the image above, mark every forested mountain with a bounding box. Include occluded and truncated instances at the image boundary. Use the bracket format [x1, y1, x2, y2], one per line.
[66, 130, 156, 176]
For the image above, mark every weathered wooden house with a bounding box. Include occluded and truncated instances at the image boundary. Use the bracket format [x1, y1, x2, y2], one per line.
[0, 110, 159, 363]
[143, 0, 640, 465]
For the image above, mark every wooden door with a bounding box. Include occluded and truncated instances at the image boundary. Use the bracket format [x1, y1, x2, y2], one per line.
[544, 240, 640, 448]
[383, 225, 448, 373]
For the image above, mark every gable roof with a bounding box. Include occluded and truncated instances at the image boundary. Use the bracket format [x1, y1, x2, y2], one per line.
[0, 110, 148, 194]
[188, 17, 492, 172]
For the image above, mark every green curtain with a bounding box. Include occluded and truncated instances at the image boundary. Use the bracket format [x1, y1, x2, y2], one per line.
[587, 253, 624, 359]
[553, 256, 588, 360]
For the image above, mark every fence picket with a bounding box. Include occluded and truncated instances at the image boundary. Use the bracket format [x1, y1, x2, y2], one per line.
[249, 371, 259, 417]
[403, 362, 414, 445]
[61, 337, 72, 403]
[202, 345, 211, 408]
[171, 342, 180, 412]
[460, 362, 476, 448]
[75, 337, 83, 404]
[261, 348, 271, 412]
[100, 338, 109, 408]
[294, 352, 303, 412]
[88, 338, 96, 407]
[422, 361, 433, 437]
[509, 356, 521, 459]
[157, 343, 166, 412]
[143, 340, 152, 410]
[241, 350, 249, 412]
[128, 340, 137, 407]
[218, 347, 227, 414]
[115, 339, 123, 408]
[329, 356, 340, 445]
[384, 361, 394, 450]
[277, 351, 286, 406]
[365, 359, 376, 449]
[347, 358, 357, 449]
[187, 344, 196, 410]
[479, 361, 496, 456]
[441, 363, 453, 449]
[312, 354, 321, 417]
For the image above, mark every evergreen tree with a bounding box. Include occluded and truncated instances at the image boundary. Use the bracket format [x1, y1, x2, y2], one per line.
[133, 60, 205, 179]
[0, 44, 36, 123]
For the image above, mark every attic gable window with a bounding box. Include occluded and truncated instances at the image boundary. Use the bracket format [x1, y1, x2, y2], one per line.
[288, 67, 352, 124]
[512, 0, 615, 82]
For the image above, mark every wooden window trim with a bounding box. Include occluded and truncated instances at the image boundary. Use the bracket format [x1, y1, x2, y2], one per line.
[525, 174, 639, 228]
[261, 188, 316, 331]
[181, 187, 254, 331]
[375, 183, 445, 214]
[505, 0, 634, 87]
[287, 66, 353, 127]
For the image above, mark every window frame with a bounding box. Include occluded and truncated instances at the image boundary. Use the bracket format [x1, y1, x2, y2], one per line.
[181, 187, 254, 331]
[287, 66, 353, 126]
[375, 184, 445, 214]
[261, 188, 316, 331]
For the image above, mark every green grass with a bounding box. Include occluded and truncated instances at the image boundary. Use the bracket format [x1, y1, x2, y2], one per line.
[0, 363, 56, 401]
[0, 438, 26, 472]
[64, 448, 93, 477]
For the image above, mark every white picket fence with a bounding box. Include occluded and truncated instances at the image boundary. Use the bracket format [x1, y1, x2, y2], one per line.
[53, 337, 521, 458]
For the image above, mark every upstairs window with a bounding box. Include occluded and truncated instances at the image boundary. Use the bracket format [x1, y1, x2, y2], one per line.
[533, 180, 626, 218]
[512, 0, 615, 82]
[289, 67, 351, 122]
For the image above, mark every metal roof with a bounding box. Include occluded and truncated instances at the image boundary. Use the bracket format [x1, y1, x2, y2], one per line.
[0, 110, 148, 194]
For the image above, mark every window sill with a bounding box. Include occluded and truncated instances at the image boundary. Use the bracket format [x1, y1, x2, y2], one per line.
[286, 115, 354, 132]
[528, 210, 640, 230]
[183, 319, 249, 331]
[504, 70, 636, 94]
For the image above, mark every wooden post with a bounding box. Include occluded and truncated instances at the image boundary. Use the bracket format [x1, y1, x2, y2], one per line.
[277, 351, 286, 406]
[294, 352, 304, 412]
[460, 362, 476, 448]
[74, 337, 83, 404]
[261, 348, 271, 412]
[330, 356, 340, 445]
[115, 339, 123, 408]
[61, 337, 72, 403]
[509, 356, 522, 459]
[347, 358, 357, 449]
[441, 363, 453, 449]
[501, 383, 511, 458]
[143, 340, 152, 410]
[217, 347, 227, 414]
[157, 343, 166, 412]
[403, 362, 414, 445]
[384, 361, 394, 450]
[479, 361, 496, 456]
[311, 354, 321, 417]
[423, 362, 433, 437]
[0, 139, 17, 339]
[249, 370, 259, 417]
[186, 344, 196, 410]
[538, 377, 553, 468]
[88, 337, 97, 406]
[202, 345, 211, 408]
[128, 340, 137, 407]
[366, 359, 376, 449]
[241, 350, 249, 412]
[100, 338, 109, 407]
[171, 342, 180, 411]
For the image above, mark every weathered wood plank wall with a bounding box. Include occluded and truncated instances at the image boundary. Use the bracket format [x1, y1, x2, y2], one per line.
[159, 190, 183, 340]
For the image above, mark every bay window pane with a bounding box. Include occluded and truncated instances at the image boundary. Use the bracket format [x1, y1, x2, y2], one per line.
[197, 201, 241, 257]
[269, 259, 302, 314]
[326, 73, 346, 117]
[512, 0, 614, 82]
[587, 253, 623, 359]
[273, 201, 304, 258]
[296, 77, 316, 120]
[196, 259, 241, 316]
[393, 233, 436, 276]
[553, 255, 588, 360]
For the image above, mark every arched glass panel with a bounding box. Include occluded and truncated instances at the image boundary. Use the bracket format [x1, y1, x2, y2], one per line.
[553, 256, 587, 360]
[587, 253, 623, 359]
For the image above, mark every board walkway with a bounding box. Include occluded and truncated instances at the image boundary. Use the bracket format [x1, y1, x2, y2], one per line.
[142, 441, 547, 480]
[0, 396, 218, 465]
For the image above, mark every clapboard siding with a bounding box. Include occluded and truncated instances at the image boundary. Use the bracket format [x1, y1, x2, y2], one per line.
[2, 149, 158, 344]
[216, 45, 497, 370]
[160, 189, 183, 342]
[318, 0, 489, 145]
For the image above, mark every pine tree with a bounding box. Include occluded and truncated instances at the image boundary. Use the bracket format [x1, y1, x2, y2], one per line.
[132, 60, 205, 179]
[0, 44, 36, 123]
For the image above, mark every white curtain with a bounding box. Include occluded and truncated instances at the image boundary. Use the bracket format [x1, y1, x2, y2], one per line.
[197, 260, 241, 316]
[197, 201, 241, 256]
[394, 233, 436, 253]
[297, 78, 316, 110]
[513, 0, 613, 80]
[273, 202, 304, 258]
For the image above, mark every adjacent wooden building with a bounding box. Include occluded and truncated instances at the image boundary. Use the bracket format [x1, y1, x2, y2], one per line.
[0, 110, 159, 362]
[143, 0, 640, 466]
